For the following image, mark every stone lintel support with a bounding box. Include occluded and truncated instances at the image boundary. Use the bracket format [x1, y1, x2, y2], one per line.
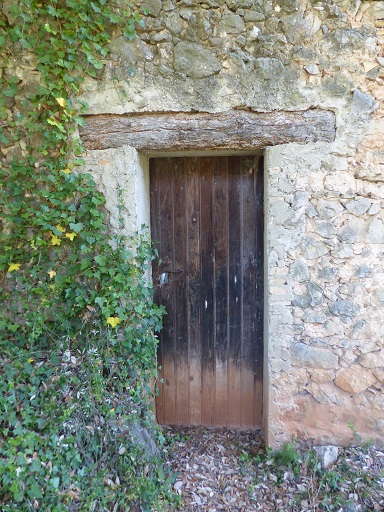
[80, 109, 336, 152]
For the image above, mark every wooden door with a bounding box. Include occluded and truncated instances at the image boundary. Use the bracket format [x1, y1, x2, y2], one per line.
[150, 155, 264, 428]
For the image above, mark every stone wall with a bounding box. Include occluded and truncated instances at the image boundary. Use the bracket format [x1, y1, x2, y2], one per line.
[79, 0, 383, 446]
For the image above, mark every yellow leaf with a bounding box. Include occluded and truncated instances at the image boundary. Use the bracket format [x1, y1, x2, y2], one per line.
[48, 270, 56, 279]
[65, 232, 77, 241]
[110, 408, 115, 413]
[106, 317, 120, 328]
[55, 224, 66, 233]
[56, 97, 66, 107]
[50, 234, 61, 246]
[27, 358, 34, 363]
[8, 263, 21, 272]
[60, 168, 71, 174]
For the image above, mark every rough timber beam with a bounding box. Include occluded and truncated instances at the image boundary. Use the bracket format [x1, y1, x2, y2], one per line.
[80, 110, 336, 152]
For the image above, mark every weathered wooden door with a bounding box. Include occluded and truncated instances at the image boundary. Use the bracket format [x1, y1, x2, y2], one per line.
[150, 155, 264, 428]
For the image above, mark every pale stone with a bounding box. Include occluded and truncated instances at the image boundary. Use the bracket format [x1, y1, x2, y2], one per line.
[318, 266, 338, 281]
[314, 221, 336, 239]
[374, 289, 384, 304]
[293, 191, 310, 210]
[345, 198, 371, 216]
[331, 244, 354, 259]
[355, 342, 378, 354]
[142, 0, 162, 17]
[254, 57, 285, 78]
[174, 42, 221, 78]
[358, 351, 384, 369]
[151, 31, 172, 43]
[248, 26, 260, 40]
[270, 200, 295, 225]
[373, 369, 384, 382]
[368, 203, 380, 215]
[291, 261, 309, 282]
[244, 11, 265, 22]
[334, 366, 377, 394]
[339, 226, 357, 243]
[351, 320, 374, 340]
[313, 445, 339, 469]
[367, 217, 384, 244]
[329, 300, 359, 319]
[311, 369, 335, 383]
[301, 237, 330, 259]
[221, 14, 245, 33]
[131, 422, 159, 457]
[304, 63, 320, 75]
[314, 200, 344, 220]
[323, 319, 345, 336]
[303, 310, 327, 323]
[306, 382, 344, 405]
[291, 343, 339, 369]
[355, 265, 372, 278]
[351, 88, 376, 115]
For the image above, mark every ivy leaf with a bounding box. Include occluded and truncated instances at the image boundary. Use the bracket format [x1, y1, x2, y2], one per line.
[55, 97, 66, 107]
[69, 222, 83, 232]
[106, 317, 120, 328]
[8, 263, 21, 272]
[50, 234, 62, 246]
[47, 5, 58, 16]
[28, 481, 43, 499]
[95, 297, 105, 307]
[90, 2, 101, 13]
[50, 477, 60, 489]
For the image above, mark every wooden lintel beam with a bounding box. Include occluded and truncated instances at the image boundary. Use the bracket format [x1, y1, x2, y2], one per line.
[80, 110, 336, 152]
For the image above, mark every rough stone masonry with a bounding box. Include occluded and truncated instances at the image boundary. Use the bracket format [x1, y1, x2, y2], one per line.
[76, 0, 384, 447]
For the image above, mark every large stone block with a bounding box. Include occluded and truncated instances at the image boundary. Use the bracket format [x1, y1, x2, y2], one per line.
[291, 343, 339, 369]
[329, 300, 359, 319]
[358, 351, 384, 369]
[334, 366, 377, 395]
[345, 198, 371, 216]
[174, 42, 221, 78]
[313, 199, 344, 220]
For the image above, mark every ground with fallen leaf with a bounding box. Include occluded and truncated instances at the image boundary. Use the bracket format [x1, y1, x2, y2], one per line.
[161, 426, 384, 511]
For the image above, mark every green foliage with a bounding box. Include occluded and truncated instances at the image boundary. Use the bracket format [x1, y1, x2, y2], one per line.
[0, 344, 172, 510]
[240, 441, 383, 510]
[0, 0, 171, 509]
[272, 441, 300, 468]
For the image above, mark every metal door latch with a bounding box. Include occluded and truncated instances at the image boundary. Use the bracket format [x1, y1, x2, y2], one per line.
[158, 269, 183, 286]
[159, 272, 169, 285]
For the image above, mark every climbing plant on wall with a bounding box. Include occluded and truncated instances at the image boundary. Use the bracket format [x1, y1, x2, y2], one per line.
[0, 1, 170, 509]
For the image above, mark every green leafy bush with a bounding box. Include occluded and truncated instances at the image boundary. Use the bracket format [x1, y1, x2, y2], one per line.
[0, 0, 172, 509]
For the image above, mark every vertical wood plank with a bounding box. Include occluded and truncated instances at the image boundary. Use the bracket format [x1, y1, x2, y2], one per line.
[212, 156, 229, 426]
[186, 157, 202, 425]
[240, 156, 258, 428]
[173, 158, 189, 424]
[150, 159, 164, 423]
[200, 157, 215, 426]
[155, 158, 177, 424]
[227, 156, 242, 428]
[254, 155, 264, 426]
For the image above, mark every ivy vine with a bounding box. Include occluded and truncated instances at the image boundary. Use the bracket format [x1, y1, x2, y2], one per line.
[0, 1, 171, 509]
